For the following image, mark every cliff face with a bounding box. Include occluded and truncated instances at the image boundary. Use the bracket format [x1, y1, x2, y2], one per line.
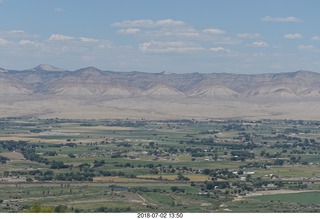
[2, 66, 320, 98]
[1, 65, 319, 120]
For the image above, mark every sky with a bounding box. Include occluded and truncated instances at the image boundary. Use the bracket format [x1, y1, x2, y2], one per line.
[0, 0, 320, 74]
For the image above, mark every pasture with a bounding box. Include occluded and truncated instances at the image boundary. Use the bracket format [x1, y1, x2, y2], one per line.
[0, 117, 320, 212]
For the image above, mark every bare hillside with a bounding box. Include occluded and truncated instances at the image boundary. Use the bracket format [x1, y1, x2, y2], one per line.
[1, 65, 320, 120]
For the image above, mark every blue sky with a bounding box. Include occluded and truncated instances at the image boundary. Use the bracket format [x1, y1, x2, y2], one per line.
[0, 0, 320, 74]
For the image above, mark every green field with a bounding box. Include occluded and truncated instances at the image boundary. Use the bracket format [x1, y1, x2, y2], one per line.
[1, 118, 320, 212]
[252, 192, 320, 205]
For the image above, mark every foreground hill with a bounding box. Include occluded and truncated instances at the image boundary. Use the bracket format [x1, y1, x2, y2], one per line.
[0, 64, 320, 120]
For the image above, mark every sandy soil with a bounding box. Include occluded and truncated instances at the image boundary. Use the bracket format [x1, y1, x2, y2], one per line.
[233, 189, 320, 201]
[1, 95, 320, 120]
[0, 152, 26, 160]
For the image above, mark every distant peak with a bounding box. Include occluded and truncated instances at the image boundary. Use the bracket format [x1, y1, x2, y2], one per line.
[295, 70, 314, 74]
[78, 66, 103, 72]
[85, 66, 101, 71]
[0, 67, 8, 73]
[33, 64, 66, 72]
[286, 70, 315, 77]
[161, 70, 172, 75]
[75, 66, 105, 77]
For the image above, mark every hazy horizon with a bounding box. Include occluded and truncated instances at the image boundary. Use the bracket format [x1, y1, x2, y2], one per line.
[1, 63, 319, 75]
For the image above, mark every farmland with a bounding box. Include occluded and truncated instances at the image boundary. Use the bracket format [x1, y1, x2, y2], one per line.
[0, 117, 320, 212]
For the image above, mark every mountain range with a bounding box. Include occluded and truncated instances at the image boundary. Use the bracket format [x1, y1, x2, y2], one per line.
[0, 64, 320, 120]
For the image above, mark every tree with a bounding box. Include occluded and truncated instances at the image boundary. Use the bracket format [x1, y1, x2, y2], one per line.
[170, 186, 185, 193]
[176, 173, 190, 181]
[68, 153, 76, 158]
[54, 205, 68, 213]
[273, 159, 284, 166]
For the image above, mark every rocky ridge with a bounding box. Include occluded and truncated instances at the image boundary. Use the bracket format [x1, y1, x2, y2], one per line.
[0, 65, 319, 98]
[1, 65, 320, 120]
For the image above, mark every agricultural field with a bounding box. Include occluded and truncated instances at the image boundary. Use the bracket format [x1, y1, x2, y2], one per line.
[0, 117, 320, 212]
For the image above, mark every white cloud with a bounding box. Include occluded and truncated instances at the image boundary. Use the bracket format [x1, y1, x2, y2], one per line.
[49, 34, 74, 41]
[112, 19, 153, 27]
[79, 37, 98, 43]
[118, 28, 140, 34]
[262, 16, 302, 22]
[156, 19, 185, 27]
[237, 33, 261, 38]
[113, 19, 240, 46]
[142, 28, 200, 38]
[48, 35, 111, 49]
[139, 40, 203, 53]
[18, 40, 44, 48]
[209, 47, 231, 52]
[7, 30, 25, 34]
[112, 19, 185, 28]
[203, 28, 225, 34]
[113, 20, 202, 43]
[19, 40, 35, 45]
[284, 33, 303, 39]
[298, 44, 317, 52]
[164, 30, 199, 37]
[54, 8, 64, 13]
[0, 37, 8, 45]
[311, 36, 320, 41]
[211, 37, 241, 45]
[298, 45, 314, 49]
[97, 42, 112, 49]
[0, 29, 38, 39]
[251, 41, 268, 47]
